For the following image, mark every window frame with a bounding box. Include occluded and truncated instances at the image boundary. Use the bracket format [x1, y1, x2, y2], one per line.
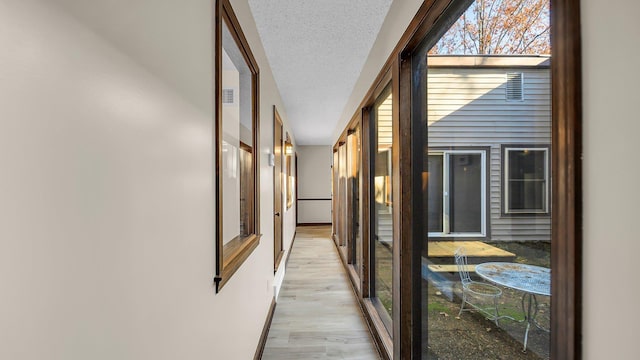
[427, 148, 488, 238]
[213, 0, 261, 293]
[370, 82, 395, 335]
[346, 125, 362, 274]
[331, 0, 583, 357]
[502, 145, 551, 216]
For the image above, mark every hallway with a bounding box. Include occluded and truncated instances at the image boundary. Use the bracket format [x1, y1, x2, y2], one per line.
[262, 226, 380, 359]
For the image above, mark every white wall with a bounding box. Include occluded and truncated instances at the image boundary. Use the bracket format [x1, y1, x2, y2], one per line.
[297, 146, 333, 224]
[0, 0, 296, 359]
[582, 0, 640, 358]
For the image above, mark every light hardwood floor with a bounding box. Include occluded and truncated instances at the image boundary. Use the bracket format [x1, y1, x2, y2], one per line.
[262, 225, 380, 360]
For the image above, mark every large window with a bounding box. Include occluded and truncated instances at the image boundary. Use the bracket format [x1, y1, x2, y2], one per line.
[330, 0, 581, 358]
[338, 143, 347, 249]
[504, 146, 549, 214]
[422, 1, 553, 358]
[371, 84, 393, 332]
[347, 127, 362, 273]
[214, 0, 260, 292]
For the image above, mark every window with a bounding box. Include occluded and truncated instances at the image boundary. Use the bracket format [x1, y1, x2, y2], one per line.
[347, 127, 361, 273]
[338, 142, 347, 249]
[422, 1, 556, 358]
[371, 83, 393, 332]
[330, 0, 581, 357]
[428, 149, 487, 237]
[214, 0, 260, 292]
[503, 146, 549, 214]
[285, 133, 294, 209]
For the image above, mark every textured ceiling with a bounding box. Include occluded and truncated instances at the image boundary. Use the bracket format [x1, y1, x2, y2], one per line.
[248, 0, 393, 145]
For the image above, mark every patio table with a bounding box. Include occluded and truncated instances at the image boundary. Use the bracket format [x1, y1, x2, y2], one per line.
[475, 262, 550, 352]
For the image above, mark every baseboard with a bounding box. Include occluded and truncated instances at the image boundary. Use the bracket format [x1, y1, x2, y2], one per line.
[297, 222, 332, 226]
[253, 296, 277, 360]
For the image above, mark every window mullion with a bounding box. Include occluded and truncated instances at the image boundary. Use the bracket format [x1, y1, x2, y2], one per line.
[443, 152, 450, 234]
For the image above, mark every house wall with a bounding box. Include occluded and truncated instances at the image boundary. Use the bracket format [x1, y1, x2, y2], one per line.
[297, 145, 333, 224]
[0, 0, 295, 359]
[582, 0, 640, 358]
[427, 65, 552, 242]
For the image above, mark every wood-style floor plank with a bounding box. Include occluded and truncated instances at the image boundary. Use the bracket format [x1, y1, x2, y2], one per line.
[262, 226, 380, 360]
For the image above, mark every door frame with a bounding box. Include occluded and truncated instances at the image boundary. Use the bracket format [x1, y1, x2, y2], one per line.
[273, 106, 284, 271]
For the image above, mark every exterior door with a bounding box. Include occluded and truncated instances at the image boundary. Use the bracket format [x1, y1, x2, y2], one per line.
[428, 150, 486, 237]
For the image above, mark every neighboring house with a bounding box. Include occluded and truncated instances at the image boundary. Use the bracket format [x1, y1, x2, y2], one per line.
[427, 55, 551, 243]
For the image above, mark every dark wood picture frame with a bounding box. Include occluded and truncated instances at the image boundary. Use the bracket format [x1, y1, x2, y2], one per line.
[213, 0, 261, 293]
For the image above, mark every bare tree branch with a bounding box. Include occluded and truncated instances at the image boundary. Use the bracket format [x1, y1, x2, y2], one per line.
[430, 0, 550, 55]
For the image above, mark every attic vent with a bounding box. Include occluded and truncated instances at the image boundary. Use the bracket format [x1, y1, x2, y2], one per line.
[222, 88, 235, 104]
[506, 72, 524, 101]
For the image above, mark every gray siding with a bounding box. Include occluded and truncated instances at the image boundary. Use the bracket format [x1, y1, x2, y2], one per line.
[427, 67, 551, 242]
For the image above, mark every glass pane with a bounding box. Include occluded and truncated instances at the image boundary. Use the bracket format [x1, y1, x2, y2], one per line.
[348, 129, 361, 271]
[422, 0, 552, 358]
[450, 154, 482, 233]
[339, 144, 347, 248]
[508, 149, 547, 211]
[508, 180, 545, 211]
[373, 86, 393, 331]
[286, 149, 293, 209]
[428, 155, 444, 232]
[332, 150, 339, 239]
[508, 150, 546, 181]
[221, 17, 254, 262]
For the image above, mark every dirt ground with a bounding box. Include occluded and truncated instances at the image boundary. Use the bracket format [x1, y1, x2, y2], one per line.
[424, 241, 551, 360]
[372, 240, 551, 359]
[424, 279, 550, 360]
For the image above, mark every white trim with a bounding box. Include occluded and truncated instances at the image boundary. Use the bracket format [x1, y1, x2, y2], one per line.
[503, 147, 549, 214]
[428, 149, 487, 238]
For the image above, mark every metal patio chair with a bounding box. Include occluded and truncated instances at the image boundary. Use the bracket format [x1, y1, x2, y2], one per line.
[454, 247, 503, 326]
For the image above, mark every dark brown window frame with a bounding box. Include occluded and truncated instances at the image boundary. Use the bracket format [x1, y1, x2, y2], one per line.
[331, 148, 339, 243]
[333, 0, 582, 358]
[337, 69, 397, 357]
[346, 124, 362, 282]
[213, 0, 261, 293]
[369, 80, 395, 337]
[339, 112, 370, 291]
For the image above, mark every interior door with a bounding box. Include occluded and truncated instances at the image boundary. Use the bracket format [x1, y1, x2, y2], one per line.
[273, 107, 284, 271]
